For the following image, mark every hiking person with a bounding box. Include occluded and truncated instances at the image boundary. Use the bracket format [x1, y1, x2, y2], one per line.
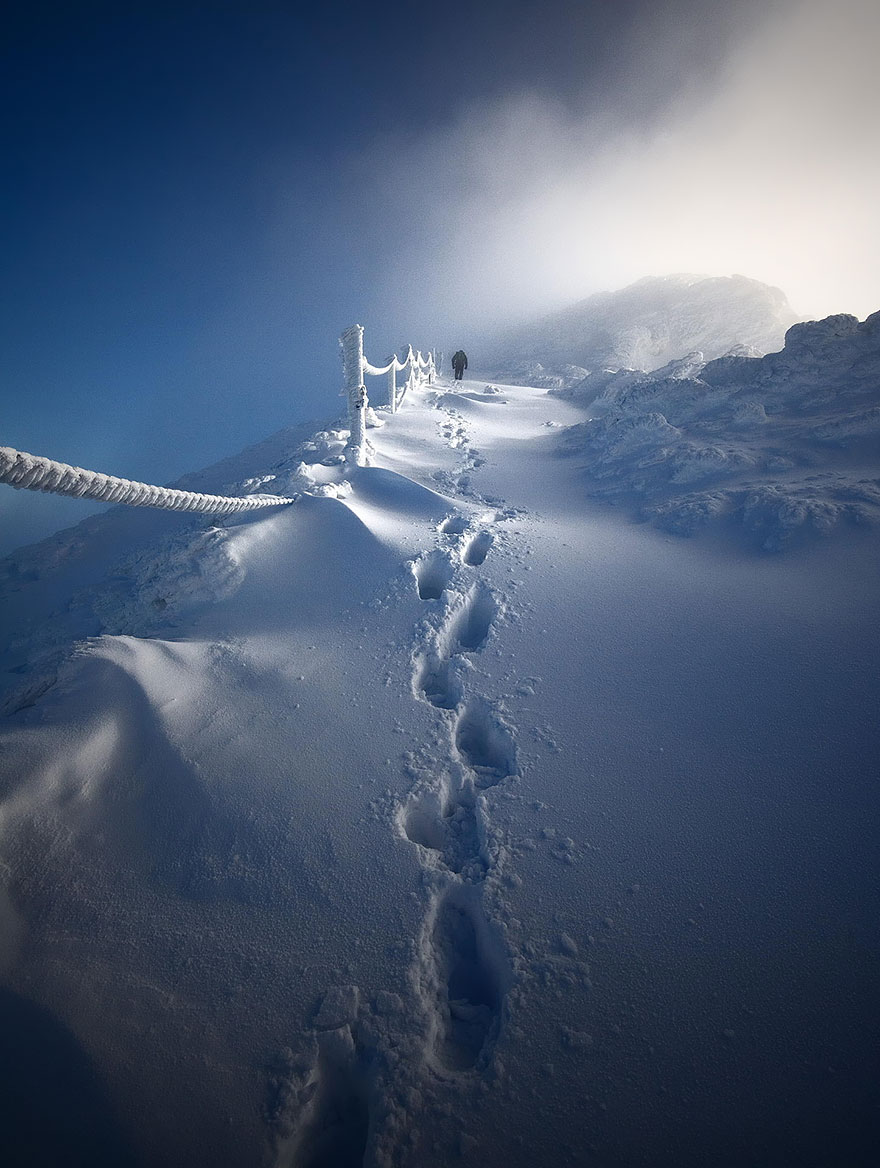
[451, 350, 468, 380]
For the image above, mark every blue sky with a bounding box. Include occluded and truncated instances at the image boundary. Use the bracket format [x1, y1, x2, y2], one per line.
[2, 0, 877, 554]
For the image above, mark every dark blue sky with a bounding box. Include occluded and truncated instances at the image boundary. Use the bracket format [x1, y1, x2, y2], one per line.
[1, 0, 648, 549]
[3, 0, 875, 553]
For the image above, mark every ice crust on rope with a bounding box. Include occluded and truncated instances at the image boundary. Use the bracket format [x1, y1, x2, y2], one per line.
[0, 446, 296, 514]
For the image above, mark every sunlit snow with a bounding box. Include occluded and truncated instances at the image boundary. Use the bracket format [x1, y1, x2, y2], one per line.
[1, 314, 878, 1167]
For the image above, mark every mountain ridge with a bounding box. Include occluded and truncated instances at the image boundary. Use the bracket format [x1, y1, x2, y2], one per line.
[480, 272, 800, 385]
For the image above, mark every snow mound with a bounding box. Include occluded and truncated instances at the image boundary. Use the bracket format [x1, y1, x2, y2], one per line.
[0, 416, 365, 702]
[90, 526, 246, 636]
[557, 311, 880, 550]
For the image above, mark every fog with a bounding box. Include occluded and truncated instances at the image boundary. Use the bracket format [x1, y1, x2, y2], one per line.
[366, 0, 879, 344]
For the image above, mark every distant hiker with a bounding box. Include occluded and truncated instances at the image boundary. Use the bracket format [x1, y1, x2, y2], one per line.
[452, 350, 468, 381]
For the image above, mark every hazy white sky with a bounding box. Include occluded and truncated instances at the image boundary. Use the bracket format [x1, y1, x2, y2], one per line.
[372, 0, 879, 339]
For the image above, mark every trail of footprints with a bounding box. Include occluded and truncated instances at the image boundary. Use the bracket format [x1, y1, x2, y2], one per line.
[402, 499, 516, 1078]
[403, 401, 516, 1079]
[431, 407, 487, 499]
[284, 399, 518, 1165]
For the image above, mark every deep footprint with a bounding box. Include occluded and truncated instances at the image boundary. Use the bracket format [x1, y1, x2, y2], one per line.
[447, 583, 497, 653]
[454, 698, 517, 787]
[293, 1031, 369, 1168]
[403, 789, 448, 852]
[462, 531, 493, 566]
[440, 515, 469, 535]
[428, 889, 504, 1072]
[402, 787, 486, 877]
[413, 653, 463, 710]
[412, 550, 455, 600]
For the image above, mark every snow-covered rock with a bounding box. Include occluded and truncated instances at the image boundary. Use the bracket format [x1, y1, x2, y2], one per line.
[557, 310, 880, 549]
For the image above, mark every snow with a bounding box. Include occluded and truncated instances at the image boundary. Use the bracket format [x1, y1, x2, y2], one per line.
[554, 310, 880, 549]
[0, 351, 878, 1167]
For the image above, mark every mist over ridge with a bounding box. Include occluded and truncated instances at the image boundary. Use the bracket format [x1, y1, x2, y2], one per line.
[476, 272, 800, 384]
[371, 0, 880, 347]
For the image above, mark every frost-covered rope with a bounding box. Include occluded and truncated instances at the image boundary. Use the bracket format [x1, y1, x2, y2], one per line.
[362, 348, 434, 379]
[362, 356, 401, 376]
[0, 447, 295, 514]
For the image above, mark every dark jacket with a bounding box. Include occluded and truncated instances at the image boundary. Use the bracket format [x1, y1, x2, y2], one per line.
[451, 350, 468, 370]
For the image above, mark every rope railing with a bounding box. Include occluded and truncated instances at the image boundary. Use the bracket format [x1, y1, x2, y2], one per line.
[340, 324, 435, 466]
[0, 447, 295, 515]
[0, 323, 435, 515]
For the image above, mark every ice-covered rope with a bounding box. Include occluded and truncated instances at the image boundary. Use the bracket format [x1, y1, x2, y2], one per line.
[0, 447, 296, 515]
[362, 357, 395, 376]
[363, 356, 406, 376]
[362, 346, 434, 379]
[362, 351, 430, 377]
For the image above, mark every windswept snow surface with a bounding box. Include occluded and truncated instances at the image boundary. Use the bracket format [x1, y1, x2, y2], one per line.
[1, 372, 879, 1167]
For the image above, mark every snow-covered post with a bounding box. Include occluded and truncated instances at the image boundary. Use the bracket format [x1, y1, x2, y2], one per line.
[388, 359, 398, 414]
[395, 348, 407, 405]
[340, 324, 367, 465]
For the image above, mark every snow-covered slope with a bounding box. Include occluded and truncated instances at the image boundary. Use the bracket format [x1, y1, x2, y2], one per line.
[1, 374, 878, 1168]
[482, 274, 799, 386]
[553, 310, 880, 549]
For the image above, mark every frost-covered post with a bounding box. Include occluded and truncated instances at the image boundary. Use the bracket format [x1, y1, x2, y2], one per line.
[388, 359, 398, 414]
[341, 323, 367, 465]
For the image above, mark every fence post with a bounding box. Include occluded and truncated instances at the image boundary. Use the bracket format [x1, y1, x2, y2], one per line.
[388, 360, 397, 414]
[340, 323, 367, 464]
